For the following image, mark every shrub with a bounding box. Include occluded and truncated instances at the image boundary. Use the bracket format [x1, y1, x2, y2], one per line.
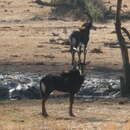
[52, 0, 107, 21]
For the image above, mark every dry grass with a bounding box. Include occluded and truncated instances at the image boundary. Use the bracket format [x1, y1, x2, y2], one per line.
[1, 99, 130, 130]
[0, 0, 130, 129]
[0, 0, 129, 71]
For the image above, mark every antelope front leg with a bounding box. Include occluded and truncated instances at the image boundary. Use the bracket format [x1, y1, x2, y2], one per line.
[69, 93, 75, 117]
[78, 45, 82, 64]
[72, 51, 75, 65]
[42, 95, 49, 117]
[83, 45, 87, 64]
[70, 46, 75, 65]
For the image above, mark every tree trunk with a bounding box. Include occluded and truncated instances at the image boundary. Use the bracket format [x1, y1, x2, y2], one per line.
[115, 0, 130, 96]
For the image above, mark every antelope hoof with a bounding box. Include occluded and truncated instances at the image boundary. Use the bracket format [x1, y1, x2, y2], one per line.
[78, 60, 81, 64]
[42, 113, 49, 117]
[69, 112, 75, 117]
[86, 61, 91, 65]
[83, 61, 91, 65]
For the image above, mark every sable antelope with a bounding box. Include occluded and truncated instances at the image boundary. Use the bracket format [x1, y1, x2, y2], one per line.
[69, 20, 96, 65]
[40, 64, 85, 117]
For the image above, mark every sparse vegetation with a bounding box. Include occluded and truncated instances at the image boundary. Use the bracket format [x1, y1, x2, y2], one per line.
[52, 0, 107, 21]
[0, 0, 130, 129]
[1, 99, 130, 130]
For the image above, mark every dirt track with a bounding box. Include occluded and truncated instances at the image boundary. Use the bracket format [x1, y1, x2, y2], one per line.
[1, 99, 130, 130]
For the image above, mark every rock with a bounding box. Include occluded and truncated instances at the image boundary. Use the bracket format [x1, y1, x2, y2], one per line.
[0, 73, 121, 99]
[78, 77, 120, 98]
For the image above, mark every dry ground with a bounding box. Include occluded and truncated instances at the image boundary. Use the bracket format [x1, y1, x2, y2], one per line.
[0, 0, 129, 74]
[1, 99, 130, 130]
[0, 0, 130, 130]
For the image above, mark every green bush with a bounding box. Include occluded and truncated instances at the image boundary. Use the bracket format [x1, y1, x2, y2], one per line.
[84, 0, 105, 20]
[52, 0, 107, 21]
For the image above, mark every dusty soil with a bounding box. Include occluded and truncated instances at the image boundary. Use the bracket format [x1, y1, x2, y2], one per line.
[1, 99, 130, 130]
[0, 0, 130, 130]
[0, 0, 129, 76]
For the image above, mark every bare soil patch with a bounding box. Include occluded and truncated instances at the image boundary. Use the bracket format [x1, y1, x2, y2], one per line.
[0, 99, 130, 130]
[0, 0, 130, 77]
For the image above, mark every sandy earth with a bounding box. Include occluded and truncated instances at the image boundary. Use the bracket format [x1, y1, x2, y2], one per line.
[0, 0, 129, 76]
[0, 0, 130, 129]
[1, 99, 130, 130]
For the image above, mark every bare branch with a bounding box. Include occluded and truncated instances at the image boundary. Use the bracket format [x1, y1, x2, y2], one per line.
[121, 27, 130, 41]
[115, 0, 125, 44]
[115, 0, 129, 65]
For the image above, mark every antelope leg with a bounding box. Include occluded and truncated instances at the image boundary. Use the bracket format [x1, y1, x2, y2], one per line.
[69, 93, 75, 117]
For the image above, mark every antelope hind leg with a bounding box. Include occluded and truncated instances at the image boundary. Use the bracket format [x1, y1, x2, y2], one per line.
[69, 93, 75, 117]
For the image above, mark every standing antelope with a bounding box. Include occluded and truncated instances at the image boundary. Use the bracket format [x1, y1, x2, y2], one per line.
[69, 20, 96, 65]
[40, 64, 84, 117]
